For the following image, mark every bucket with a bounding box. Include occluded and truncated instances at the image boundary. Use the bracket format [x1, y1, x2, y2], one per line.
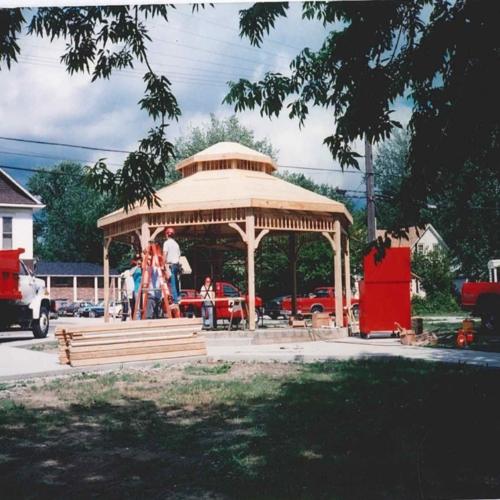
[462, 318, 475, 330]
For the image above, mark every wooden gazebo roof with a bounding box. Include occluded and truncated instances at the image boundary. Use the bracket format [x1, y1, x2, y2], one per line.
[98, 142, 352, 240]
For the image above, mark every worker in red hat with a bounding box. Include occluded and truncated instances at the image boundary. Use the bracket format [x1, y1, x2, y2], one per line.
[163, 227, 181, 305]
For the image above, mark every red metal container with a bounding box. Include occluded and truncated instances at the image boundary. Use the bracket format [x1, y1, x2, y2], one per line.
[0, 248, 24, 300]
[359, 247, 411, 336]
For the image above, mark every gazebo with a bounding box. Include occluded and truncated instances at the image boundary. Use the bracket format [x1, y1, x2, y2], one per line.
[98, 142, 353, 330]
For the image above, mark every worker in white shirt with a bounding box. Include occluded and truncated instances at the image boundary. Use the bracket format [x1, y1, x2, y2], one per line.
[162, 227, 181, 305]
[200, 276, 215, 330]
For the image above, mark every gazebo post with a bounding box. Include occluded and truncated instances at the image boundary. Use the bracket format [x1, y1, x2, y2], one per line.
[141, 215, 150, 249]
[103, 237, 112, 323]
[344, 234, 351, 310]
[246, 211, 256, 330]
[334, 219, 343, 326]
[289, 232, 298, 316]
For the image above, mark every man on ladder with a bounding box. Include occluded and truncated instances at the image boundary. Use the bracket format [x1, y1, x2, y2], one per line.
[163, 227, 181, 308]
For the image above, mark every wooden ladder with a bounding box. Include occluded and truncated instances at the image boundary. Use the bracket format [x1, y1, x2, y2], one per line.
[133, 242, 176, 320]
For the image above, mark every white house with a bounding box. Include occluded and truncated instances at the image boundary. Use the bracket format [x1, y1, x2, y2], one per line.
[0, 167, 44, 260]
[376, 224, 450, 297]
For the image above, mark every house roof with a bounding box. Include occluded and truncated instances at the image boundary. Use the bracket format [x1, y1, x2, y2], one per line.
[36, 262, 119, 277]
[0, 168, 44, 207]
[376, 224, 449, 251]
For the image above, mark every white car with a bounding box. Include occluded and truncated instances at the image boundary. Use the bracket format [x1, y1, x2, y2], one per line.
[77, 300, 123, 318]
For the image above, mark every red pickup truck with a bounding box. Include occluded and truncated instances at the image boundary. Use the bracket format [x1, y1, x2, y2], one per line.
[280, 286, 359, 317]
[460, 260, 500, 331]
[180, 282, 263, 325]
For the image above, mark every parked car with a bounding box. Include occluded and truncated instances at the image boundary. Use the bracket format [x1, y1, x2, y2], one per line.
[264, 295, 290, 320]
[179, 289, 199, 317]
[77, 300, 122, 318]
[58, 301, 93, 317]
[281, 287, 359, 318]
[49, 299, 58, 320]
[179, 282, 263, 325]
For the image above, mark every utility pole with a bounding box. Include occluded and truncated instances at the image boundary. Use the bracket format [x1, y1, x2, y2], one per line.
[365, 136, 376, 243]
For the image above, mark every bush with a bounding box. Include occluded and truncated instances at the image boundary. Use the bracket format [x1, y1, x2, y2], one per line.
[412, 292, 461, 316]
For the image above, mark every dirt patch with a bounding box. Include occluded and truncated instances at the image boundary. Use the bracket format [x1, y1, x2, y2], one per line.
[2, 359, 500, 499]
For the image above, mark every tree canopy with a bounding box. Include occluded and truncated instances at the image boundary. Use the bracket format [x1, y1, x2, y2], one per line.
[4, 1, 496, 231]
[224, 0, 500, 223]
[27, 161, 126, 266]
[1, 6, 185, 211]
[374, 127, 500, 280]
[158, 114, 280, 188]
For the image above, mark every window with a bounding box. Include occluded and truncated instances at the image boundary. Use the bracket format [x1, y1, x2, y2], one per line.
[223, 285, 240, 298]
[432, 243, 438, 251]
[2, 217, 12, 249]
[417, 244, 424, 253]
[53, 277, 72, 287]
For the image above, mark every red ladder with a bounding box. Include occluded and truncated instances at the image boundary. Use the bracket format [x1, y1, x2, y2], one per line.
[133, 242, 176, 320]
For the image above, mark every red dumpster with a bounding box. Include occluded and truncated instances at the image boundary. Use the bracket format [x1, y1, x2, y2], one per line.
[359, 247, 411, 337]
[0, 248, 24, 300]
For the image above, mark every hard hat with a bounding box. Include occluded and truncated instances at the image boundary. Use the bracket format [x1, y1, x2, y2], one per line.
[165, 227, 175, 236]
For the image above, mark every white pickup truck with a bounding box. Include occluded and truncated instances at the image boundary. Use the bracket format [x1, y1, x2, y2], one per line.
[0, 248, 51, 338]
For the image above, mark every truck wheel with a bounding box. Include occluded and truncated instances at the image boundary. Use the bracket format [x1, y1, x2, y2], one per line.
[351, 304, 360, 321]
[255, 308, 261, 325]
[310, 306, 323, 314]
[33, 307, 49, 339]
[482, 311, 498, 332]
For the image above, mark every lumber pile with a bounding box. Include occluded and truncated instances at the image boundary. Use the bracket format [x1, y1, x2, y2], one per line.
[395, 322, 438, 347]
[55, 318, 206, 367]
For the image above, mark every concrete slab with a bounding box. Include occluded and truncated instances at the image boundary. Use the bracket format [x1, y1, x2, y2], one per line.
[1, 316, 498, 382]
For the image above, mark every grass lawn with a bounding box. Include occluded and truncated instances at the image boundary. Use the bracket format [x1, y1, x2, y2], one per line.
[1, 359, 500, 499]
[423, 317, 500, 353]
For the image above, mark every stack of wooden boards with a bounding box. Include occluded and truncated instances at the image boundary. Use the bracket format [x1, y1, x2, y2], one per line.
[55, 318, 206, 367]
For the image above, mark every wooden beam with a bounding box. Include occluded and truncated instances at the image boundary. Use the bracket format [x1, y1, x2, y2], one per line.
[322, 231, 336, 252]
[334, 220, 343, 326]
[141, 215, 150, 249]
[255, 229, 269, 249]
[103, 237, 112, 323]
[289, 232, 297, 316]
[229, 222, 248, 243]
[344, 235, 351, 310]
[151, 227, 164, 241]
[246, 212, 256, 330]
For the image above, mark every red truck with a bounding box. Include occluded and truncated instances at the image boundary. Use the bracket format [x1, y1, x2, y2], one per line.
[280, 286, 359, 318]
[0, 248, 51, 337]
[180, 282, 263, 325]
[461, 260, 500, 331]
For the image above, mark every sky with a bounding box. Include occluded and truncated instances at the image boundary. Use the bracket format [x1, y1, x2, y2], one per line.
[0, 1, 413, 202]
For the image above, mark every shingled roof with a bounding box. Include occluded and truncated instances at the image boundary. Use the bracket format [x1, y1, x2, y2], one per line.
[0, 168, 43, 207]
[36, 262, 119, 277]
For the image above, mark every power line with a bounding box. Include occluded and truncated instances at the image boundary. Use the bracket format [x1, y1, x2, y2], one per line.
[0, 136, 133, 155]
[168, 8, 302, 52]
[15, 56, 231, 88]
[279, 165, 365, 174]
[0, 136, 367, 175]
[150, 35, 291, 73]
[19, 43, 264, 80]
[0, 147, 122, 168]
[144, 18, 293, 61]
[0, 164, 85, 178]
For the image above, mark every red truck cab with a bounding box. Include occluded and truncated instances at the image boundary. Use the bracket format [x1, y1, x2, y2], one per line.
[280, 286, 358, 317]
[461, 260, 500, 331]
[180, 282, 263, 324]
